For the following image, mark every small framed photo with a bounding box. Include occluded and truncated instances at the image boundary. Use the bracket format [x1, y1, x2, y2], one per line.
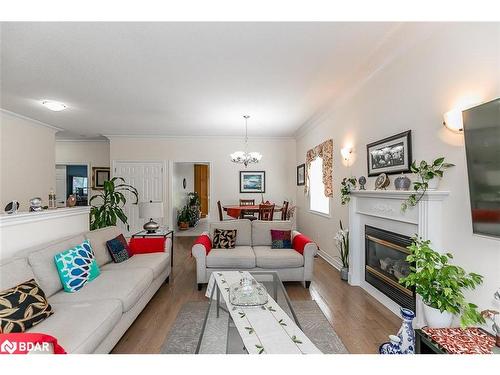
[240, 171, 265, 193]
[366, 130, 412, 177]
[92, 167, 110, 189]
[297, 164, 305, 186]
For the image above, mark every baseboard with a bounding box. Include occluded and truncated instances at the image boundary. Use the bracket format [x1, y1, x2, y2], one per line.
[317, 250, 342, 271]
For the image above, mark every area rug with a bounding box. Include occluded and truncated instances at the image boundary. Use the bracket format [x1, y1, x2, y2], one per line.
[161, 300, 348, 354]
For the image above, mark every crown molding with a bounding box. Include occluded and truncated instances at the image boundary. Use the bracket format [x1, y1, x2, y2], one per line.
[55, 138, 109, 143]
[0, 108, 64, 132]
[103, 133, 296, 141]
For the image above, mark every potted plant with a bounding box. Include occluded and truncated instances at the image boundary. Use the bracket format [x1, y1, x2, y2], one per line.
[177, 205, 191, 230]
[400, 238, 485, 328]
[401, 157, 454, 211]
[340, 177, 357, 205]
[187, 192, 201, 227]
[334, 220, 349, 281]
[90, 177, 138, 231]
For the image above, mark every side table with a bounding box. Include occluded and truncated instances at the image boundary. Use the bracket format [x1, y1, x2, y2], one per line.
[131, 228, 174, 268]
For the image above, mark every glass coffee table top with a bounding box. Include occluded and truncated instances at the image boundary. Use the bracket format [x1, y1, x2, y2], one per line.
[196, 271, 301, 354]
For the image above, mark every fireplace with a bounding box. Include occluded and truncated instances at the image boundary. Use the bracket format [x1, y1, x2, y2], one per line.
[364, 225, 415, 311]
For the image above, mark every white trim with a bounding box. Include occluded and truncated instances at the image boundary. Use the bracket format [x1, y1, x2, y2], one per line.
[307, 209, 331, 219]
[317, 249, 342, 271]
[0, 206, 90, 227]
[351, 189, 449, 201]
[104, 133, 295, 141]
[56, 138, 109, 143]
[0, 108, 63, 132]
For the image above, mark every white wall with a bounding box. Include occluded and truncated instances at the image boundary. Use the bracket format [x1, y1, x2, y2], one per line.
[295, 23, 500, 313]
[0, 111, 56, 211]
[109, 136, 296, 227]
[172, 162, 195, 223]
[55, 139, 110, 198]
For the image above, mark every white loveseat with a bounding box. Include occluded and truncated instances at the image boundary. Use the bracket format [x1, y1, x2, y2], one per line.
[192, 220, 317, 289]
[0, 226, 171, 354]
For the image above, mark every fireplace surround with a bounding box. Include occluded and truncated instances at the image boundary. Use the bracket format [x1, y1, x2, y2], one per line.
[348, 189, 448, 327]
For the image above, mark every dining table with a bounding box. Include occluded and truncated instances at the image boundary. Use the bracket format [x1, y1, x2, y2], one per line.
[223, 204, 282, 219]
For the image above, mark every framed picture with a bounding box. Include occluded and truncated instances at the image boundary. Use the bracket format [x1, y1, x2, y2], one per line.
[366, 130, 412, 177]
[297, 164, 305, 186]
[92, 167, 110, 189]
[240, 171, 265, 193]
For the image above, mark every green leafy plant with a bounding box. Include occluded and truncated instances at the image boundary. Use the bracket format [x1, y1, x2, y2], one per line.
[399, 237, 485, 328]
[401, 157, 454, 211]
[334, 220, 349, 269]
[340, 177, 357, 205]
[177, 204, 191, 225]
[187, 192, 201, 226]
[89, 177, 138, 231]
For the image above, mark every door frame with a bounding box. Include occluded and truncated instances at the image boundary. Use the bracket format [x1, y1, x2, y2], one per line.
[169, 160, 214, 227]
[112, 160, 168, 228]
[55, 162, 91, 206]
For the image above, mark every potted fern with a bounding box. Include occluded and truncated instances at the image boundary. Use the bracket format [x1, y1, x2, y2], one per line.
[400, 238, 485, 328]
[89, 177, 139, 230]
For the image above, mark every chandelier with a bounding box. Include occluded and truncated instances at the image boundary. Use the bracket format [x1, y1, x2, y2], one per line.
[230, 115, 262, 167]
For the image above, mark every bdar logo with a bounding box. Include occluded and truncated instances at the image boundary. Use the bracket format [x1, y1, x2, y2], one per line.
[0, 339, 17, 354]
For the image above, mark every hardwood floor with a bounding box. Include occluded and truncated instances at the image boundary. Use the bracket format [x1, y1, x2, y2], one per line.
[111, 236, 399, 354]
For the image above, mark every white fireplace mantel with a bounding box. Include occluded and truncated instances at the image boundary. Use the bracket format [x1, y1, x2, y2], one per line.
[348, 189, 449, 327]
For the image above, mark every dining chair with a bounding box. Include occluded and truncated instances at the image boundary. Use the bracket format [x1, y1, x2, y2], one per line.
[258, 204, 275, 221]
[217, 200, 224, 221]
[281, 201, 290, 221]
[239, 199, 257, 220]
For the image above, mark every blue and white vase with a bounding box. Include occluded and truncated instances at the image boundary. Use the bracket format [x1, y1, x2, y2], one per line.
[379, 335, 402, 354]
[397, 307, 415, 354]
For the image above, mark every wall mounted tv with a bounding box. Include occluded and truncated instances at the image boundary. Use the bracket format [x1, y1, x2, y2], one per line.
[463, 98, 500, 239]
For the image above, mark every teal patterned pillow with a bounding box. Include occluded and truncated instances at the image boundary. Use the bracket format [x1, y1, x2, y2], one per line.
[54, 240, 101, 293]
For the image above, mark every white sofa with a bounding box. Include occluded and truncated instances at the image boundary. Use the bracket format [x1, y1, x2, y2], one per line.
[192, 219, 317, 289]
[0, 226, 171, 354]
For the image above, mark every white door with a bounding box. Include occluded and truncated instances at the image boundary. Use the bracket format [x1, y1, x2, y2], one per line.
[55, 165, 67, 207]
[113, 161, 165, 235]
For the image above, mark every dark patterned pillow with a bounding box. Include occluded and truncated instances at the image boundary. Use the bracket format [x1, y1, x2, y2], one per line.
[213, 229, 237, 249]
[106, 234, 131, 263]
[0, 279, 54, 333]
[271, 230, 292, 249]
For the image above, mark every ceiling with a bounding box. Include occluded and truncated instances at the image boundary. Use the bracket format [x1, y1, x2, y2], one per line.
[1, 22, 404, 139]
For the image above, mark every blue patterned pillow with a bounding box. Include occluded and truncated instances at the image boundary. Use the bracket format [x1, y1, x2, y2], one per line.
[54, 240, 100, 293]
[106, 234, 130, 263]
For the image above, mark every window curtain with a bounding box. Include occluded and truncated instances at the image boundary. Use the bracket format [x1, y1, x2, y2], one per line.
[304, 139, 333, 198]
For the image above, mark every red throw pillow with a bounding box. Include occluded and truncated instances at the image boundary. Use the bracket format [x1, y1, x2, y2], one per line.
[292, 234, 313, 255]
[129, 237, 165, 255]
[193, 234, 212, 255]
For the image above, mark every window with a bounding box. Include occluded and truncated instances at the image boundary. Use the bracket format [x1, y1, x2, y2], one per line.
[309, 157, 330, 215]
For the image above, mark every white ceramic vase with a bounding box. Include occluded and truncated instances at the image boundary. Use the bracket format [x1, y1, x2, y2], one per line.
[426, 177, 441, 190]
[423, 303, 453, 328]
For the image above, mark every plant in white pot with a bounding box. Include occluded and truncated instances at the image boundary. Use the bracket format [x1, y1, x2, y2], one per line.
[401, 157, 454, 212]
[399, 238, 485, 328]
[334, 220, 349, 281]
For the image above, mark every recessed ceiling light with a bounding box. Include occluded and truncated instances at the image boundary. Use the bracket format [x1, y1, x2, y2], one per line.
[41, 100, 67, 111]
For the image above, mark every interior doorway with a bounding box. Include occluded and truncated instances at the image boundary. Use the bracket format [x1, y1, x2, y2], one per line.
[172, 161, 211, 236]
[55, 163, 89, 207]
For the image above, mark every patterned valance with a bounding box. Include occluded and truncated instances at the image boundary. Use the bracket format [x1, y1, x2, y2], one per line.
[304, 139, 333, 198]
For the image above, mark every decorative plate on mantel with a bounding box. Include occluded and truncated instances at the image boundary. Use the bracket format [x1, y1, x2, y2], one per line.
[374, 173, 390, 190]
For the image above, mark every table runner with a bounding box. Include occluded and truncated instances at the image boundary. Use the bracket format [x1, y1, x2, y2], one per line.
[205, 271, 321, 354]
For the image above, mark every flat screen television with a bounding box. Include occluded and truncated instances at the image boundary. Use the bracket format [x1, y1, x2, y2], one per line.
[463, 98, 500, 238]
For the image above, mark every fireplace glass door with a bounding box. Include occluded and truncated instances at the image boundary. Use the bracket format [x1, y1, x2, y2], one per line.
[365, 225, 415, 311]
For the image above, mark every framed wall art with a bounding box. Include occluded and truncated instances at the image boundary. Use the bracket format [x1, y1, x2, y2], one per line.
[92, 167, 110, 189]
[297, 164, 305, 186]
[366, 130, 412, 176]
[240, 171, 265, 193]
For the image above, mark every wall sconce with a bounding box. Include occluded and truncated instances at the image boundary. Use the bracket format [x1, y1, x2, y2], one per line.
[340, 147, 353, 161]
[443, 109, 463, 132]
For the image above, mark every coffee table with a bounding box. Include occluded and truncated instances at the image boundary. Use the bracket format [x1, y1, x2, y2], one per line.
[195, 271, 321, 354]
